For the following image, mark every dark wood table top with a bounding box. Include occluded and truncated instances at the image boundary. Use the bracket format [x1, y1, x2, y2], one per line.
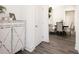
[63, 26, 68, 27]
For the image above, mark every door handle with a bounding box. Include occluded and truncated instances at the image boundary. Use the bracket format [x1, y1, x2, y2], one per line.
[35, 25, 38, 28]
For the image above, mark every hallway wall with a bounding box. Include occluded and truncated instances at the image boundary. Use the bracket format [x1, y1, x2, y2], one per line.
[50, 5, 75, 26]
[3, 5, 49, 52]
[75, 6, 79, 52]
[4, 5, 26, 20]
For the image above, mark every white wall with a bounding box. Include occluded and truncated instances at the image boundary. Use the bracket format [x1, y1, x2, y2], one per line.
[42, 6, 49, 42]
[4, 5, 49, 52]
[50, 5, 75, 26]
[4, 5, 26, 20]
[75, 6, 79, 52]
[25, 6, 35, 51]
[52, 6, 64, 25]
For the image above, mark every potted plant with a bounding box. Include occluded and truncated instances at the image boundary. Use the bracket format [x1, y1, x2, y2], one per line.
[0, 5, 6, 13]
[0, 5, 7, 21]
[48, 7, 52, 18]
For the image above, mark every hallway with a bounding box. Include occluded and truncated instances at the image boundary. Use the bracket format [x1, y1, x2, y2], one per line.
[16, 34, 78, 54]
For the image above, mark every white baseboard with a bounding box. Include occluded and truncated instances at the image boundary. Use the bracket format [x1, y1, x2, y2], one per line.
[75, 46, 79, 53]
[25, 41, 42, 52]
[25, 47, 35, 52]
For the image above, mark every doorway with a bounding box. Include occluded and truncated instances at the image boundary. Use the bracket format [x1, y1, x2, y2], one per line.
[65, 11, 75, 29]
[48, 8, 77, 53]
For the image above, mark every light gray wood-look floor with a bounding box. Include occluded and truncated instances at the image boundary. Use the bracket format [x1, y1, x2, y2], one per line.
[16, 33, 78, 54]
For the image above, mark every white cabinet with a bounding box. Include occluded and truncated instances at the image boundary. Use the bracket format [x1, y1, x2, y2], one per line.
[0, 27, 11, 53]
[12, 25, 25, 53]
[0, 20, 25, 54]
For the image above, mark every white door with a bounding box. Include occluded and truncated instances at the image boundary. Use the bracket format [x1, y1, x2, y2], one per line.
[65, 11, 75, 28]
[34, 6, 43, 46]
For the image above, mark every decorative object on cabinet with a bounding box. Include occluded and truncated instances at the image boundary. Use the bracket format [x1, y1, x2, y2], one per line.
[9, 13, 16, 20]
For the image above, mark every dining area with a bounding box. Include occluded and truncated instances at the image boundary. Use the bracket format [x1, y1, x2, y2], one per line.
[49, 20, 75, 37]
